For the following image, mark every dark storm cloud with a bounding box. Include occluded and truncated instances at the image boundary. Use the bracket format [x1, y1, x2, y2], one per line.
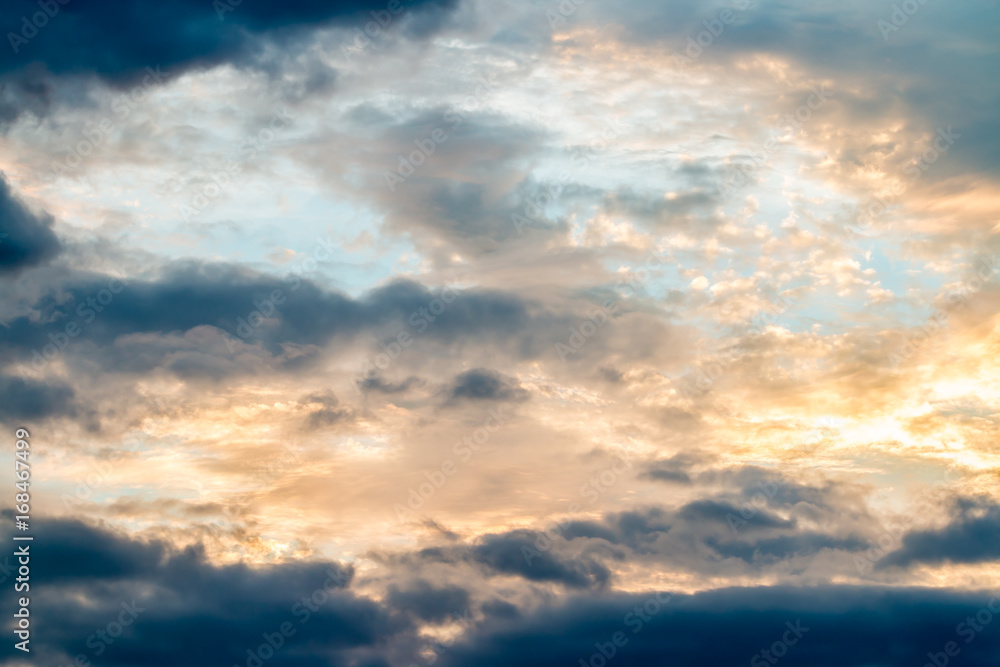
[879, 499, 1000, 569]
[28, 518, 168, 582]
[602, 499, 873, 569]
[448, 368, 529, 403]
[464, 511, 647, 558]
[0, 0, 458, 123]
[693, 465, 867, 521]
[386, 579, 471, 623]
[410, 530, 613, 590]
[6, 519, 1000, 666]
[0, 518, 413, 667]
[561, 504, 849, 566]
[0, 263, 541, 376]
[678, 499, 795, 531]
[706, 533, 868, 564]
[530, 509, 673, 557]
[0, 373, 74, 420]
[606, 509, 673, 552]
[0, 262, 358, 370]
[559, 520, 621, 545]
[3, 258, 673, 389]
[0, 173, 61, 275]
[434, 586, 1000, 667]
[623, 472, 884, 570]
[419, 489, 877, 581]
[473, 531, 611, 589]
[0, 0, 457, 81]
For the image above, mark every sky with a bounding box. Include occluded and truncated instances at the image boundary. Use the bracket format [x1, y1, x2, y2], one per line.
[0, 0, 999, 665]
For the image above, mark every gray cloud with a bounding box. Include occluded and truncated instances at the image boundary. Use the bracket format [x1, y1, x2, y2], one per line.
[879, 499, 1000, 569]
[0, 173, 61, 275]
[448, 368, 529, 403]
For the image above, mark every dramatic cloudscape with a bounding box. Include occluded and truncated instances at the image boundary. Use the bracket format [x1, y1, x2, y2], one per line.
[1, 0, 999, 664]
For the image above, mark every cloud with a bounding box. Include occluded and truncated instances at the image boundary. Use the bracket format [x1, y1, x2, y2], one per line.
[472, 531, 612, 589]
[0, 373, 74, 420]
[409, 530, 613, 590]
[301, 392, 355, 429]
[0, 174, 61, 275]
[639, 453, 705, 485]
[706, 533, 868, 564]
[879, 499, 1000, 569]
[448, 368, 529, 403]
[0, 265, 537, 374]
[0, 518, 410, 667]
[16, 520, 1000, 667]
[0, 0, 459, 123]
[386, 579, 471, 623]
[358, 375, 423, 394]
[435, 586, 1000, 667]
[1, 4, 998, 663]
[331, 107, 569, 256]
[678, 499, 796, 532]
[0, 0, 457, 82]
